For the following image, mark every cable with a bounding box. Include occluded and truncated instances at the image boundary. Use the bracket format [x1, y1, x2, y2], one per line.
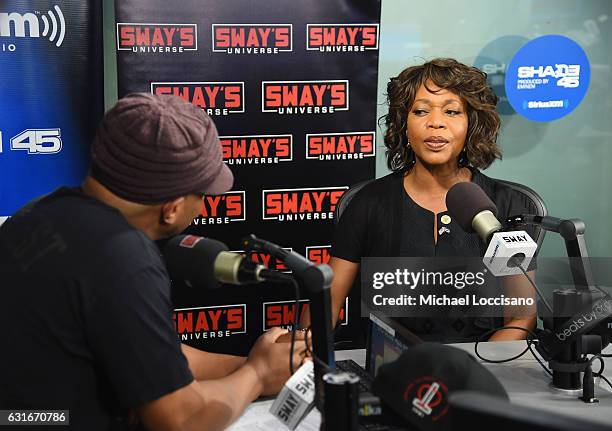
[286, 278, 333, 376]
[256, 272, 303, 376]
[505, 259, 612, 386]
[509, 259, 558, 370]
[588, 354, 612, 392]
[597, 374, 612, 391]
[513, 260, 612, 380]
[511, 258, 553, 315]
[289, 276, 301, 375]
[513, 263, 612, 372]
[304, 326, 312, 355]
[527, 339, 553, 377]
[284, 280, 338, 376]
[301, 325, 335, 373]
[588, 354, 604, 374]
[297, 325, 333, 373]
[474, 325, 553, 376]
[475, 326, 537, 363]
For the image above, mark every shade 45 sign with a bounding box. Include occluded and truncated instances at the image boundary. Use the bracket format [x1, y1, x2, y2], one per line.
[505, 35, 590, 122]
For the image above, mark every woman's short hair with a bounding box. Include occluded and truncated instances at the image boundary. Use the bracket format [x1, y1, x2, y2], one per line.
[383, 58, 502, 172]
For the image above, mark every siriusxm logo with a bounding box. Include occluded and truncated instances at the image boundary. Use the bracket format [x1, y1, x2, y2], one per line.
[517, 64, 580, 88]
[0, 5, 65, 47]
[524, 100, 566, 109]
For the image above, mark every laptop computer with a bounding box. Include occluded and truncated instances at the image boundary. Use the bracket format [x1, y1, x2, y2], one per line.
[336, 312, 421, 430]
[337, 312, 422, 388]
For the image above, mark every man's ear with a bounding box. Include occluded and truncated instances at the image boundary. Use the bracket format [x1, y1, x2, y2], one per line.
[159, 197, 185, 225]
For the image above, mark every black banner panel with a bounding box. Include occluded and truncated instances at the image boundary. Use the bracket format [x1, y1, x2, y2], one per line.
[115, 0, 381, 355]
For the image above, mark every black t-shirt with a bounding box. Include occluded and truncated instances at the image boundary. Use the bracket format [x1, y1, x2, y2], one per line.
[0, 188, 193, 430]
[332, 169, 539, 342]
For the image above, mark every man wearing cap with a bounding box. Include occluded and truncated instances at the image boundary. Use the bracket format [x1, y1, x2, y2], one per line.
[0, 93, 305, 430]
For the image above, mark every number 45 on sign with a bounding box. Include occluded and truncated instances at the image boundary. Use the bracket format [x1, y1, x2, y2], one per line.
[0, 129, 63, 154]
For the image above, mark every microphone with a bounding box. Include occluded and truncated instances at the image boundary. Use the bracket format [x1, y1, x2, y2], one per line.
[164, 235, 283, 288]
[446, 182, 537, 276]
[243, 234, 336, 408]
[270, 361, 316, 430]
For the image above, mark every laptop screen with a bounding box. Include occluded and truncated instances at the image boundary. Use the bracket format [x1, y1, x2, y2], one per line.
[366, 312, 421, 378]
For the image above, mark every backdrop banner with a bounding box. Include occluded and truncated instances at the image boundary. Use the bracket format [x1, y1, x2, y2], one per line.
[115, 0, 381, 355]
[0, 0, 104, 219]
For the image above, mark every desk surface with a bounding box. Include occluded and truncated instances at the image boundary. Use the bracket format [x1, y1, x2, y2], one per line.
[452, 342, 612, 425]
[229, 341, 612, 430]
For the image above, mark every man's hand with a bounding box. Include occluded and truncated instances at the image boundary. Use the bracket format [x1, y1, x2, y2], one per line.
[246, 327, 307, 395]
[138, 329, 307, 431]
[274, 328, 307, 343]
[275, 328, 312, 358]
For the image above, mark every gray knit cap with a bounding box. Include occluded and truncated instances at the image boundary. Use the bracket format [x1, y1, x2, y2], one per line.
[91, 92, 233, 204]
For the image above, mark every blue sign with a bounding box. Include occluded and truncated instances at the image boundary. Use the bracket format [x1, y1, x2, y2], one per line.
[505, 35, 590, 122]
[0, 1, 103, 217]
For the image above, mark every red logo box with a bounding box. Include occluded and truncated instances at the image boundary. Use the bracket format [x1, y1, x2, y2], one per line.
[262, 80, 349, 114]
[220, 134, 293, 165]
[117, 23, 197, 52]
[151, 82, 245, 116]
[262, 187, 347, 222]
[174, 304, 247, 340]
[306, 24, 379, 51]
[306, 131, 375, 160]
[212, 24, 292, 53]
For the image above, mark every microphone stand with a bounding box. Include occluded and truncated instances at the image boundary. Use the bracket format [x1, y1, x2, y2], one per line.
[506, 215, 611, 398]
[244, 236, 387, 428]
[508, 215, 595, 290]
[294, 263, 336, 410]
[243, 236, 335, 411]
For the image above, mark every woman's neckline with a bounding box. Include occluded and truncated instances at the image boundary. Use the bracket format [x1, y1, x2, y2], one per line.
[402, 166, 477, 216]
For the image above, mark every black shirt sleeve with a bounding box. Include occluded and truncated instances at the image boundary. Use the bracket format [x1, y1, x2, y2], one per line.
[84, 263, 193, 409]
[331, 191, 370, 263]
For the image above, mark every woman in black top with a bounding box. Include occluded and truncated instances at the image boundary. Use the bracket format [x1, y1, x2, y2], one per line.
[329, 58, 537, 342]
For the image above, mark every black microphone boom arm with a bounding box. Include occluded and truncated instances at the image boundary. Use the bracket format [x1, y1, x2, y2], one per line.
[506, 214, 612, 395]
[242, 235, 335, 410]
[506, 214, 595, 290]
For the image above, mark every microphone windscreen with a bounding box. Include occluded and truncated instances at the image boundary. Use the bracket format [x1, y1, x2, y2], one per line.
[163, 235, 228, 288]
[446, 182, 498, 232]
